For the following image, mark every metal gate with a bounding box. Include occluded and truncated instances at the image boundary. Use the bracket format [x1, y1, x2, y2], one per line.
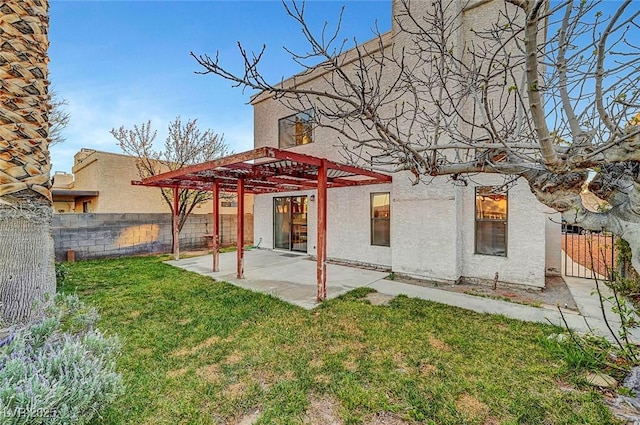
[562, 223, 617, 279]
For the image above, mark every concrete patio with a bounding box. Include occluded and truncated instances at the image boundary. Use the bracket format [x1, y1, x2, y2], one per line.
[167, 249, 640, 342]
[167, 249, 389, 309]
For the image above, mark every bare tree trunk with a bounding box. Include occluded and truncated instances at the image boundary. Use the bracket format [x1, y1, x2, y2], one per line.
[0, 202, 55, 323]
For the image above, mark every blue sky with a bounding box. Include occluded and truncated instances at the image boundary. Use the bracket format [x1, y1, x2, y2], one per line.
[48, 0, 391, 173]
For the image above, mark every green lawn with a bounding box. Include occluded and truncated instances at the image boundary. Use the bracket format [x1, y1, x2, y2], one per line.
[62, 256, 619, 424]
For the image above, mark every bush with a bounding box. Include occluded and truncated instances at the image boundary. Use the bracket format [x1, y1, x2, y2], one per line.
[0, 294, 123, 424]
[54, 263, 70, 291]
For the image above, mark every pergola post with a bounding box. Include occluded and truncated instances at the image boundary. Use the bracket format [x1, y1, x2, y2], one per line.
[172, 186, 180, 261]
[212, 181, 220, 272]
[236, 178, 245, 278]
[316, 160, 328, 301]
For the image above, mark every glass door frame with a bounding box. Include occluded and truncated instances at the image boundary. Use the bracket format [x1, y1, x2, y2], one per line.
[273, 195, 308, 252]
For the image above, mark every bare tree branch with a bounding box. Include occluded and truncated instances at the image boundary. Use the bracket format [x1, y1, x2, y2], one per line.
[111, 118, 229, 252]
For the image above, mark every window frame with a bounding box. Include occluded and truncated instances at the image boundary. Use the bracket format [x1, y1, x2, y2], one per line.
[370, 192, 391, 247]
[278, 109, 314, 148]
[474, 186, 508, 257]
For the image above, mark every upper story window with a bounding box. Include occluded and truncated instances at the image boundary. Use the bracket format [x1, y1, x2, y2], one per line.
[475, 186, 507, 256]
[371, 192, 390, 246]
[278, 110, 314, 148]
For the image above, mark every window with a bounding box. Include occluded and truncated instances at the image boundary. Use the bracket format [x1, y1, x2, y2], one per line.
[82, 201, 91, 213]
[371, 192, 390, 246]
[278, 110, 313, 148]
[221, 201, 237, 208]
[475, 186, 507, 256]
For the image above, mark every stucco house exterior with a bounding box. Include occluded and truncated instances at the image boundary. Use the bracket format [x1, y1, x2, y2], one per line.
[52, 148, 253, 215]
[248, 0, 562, 289]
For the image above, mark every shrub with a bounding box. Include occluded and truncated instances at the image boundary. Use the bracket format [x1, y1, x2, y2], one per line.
[0, 294, 123, 424]
[54, 263, 70, 291]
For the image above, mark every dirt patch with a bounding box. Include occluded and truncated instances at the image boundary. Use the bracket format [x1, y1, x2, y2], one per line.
[562, 233, 617, 278]
[231, 408, 261, 425]
[419, 363, 437, 375]
[364, 412, 409, 424]
[392, 352, 409, 373]
[365, 292, 396, 306]
[392, 274, 578, 311]
[456, 393, 490, 421]
[304, 396, 343, 425]
[172, 336, 220, 357]
[196, 364, 221, 383]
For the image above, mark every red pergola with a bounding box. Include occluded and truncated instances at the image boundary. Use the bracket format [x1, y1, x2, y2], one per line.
[133, 147, 391, 301]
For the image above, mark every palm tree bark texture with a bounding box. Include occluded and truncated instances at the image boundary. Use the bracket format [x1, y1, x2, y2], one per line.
[0, 0, 55, 324]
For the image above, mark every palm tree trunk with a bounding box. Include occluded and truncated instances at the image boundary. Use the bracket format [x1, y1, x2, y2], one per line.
[0, 0, 55, 323]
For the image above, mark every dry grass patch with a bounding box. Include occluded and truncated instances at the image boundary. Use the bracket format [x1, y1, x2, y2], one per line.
[172, 336, 220, 357]
[196, 364, 221, 383]
[231, 408, 262, 425]
[364, 412, 409, 425]
[166, 367, 189, 379]
[393, 352, 409, 373]
[343, 359, 358, 372]
[419, 363, 437, 375]
[456, 393, 490, 422]
[252, 368, 296, 390]
[428, 335, 451, 352]
[224, 380, 248, 398]
[304, 395, 343, 425]
[177, 318, 193, 326]
[309, 358, 324, 368]
[129, 310, 142, 319]
[337, 318, 364, 338]
[224, 350, 244, 365]
[314, 374, 332, 385]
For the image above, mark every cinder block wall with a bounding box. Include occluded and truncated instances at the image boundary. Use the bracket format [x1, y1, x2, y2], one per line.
[52, 213, 253, 261]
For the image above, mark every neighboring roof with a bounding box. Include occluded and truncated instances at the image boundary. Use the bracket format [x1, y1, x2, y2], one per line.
[134, 147, 391, 193]
[51, 189, 99, 198]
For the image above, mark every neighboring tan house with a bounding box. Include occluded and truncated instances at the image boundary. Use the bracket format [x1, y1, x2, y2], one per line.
[52, 148, 253, 215]
[248, 0, 561, 289]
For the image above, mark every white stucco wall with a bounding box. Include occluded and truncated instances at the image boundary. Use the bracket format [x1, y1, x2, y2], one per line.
[459, 175, 547, 288]
[249, 0, 560, 288]
[254, 184, 392, 268]
[390, 174, 461, 281]
[545, 209, 562, 276]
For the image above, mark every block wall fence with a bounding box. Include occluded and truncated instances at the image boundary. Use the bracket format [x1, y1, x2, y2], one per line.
[52, 213, 254, 261]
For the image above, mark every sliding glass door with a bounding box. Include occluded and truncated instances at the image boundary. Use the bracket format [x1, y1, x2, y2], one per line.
[273, 196, 308, 252]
